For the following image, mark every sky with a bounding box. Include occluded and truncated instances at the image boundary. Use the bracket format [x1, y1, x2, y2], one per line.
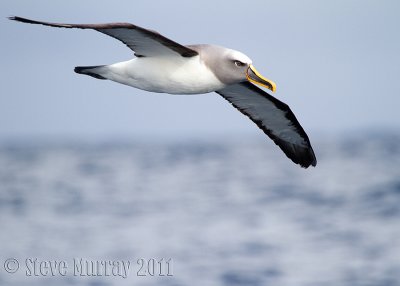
[1, 0, 399, 142]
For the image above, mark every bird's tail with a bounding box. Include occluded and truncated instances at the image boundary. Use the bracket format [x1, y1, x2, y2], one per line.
[74, 65, 107, 80]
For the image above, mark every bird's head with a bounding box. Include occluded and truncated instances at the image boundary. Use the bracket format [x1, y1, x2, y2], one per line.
[200, 45, 276, 92]
[224, 49, 276, 92]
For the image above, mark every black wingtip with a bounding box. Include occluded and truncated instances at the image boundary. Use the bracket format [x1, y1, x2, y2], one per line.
[8, 16, 31, 23]
[285, 142, 317, 169]
[301, 154, 317, 168]
[294, 143, 317, 168]
[300, 148, 317, 168]
[74, 66, 85, 74]
[8, 16, 50, 26]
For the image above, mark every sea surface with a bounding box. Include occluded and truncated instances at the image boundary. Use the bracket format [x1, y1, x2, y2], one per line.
[0, 133, 399, 286]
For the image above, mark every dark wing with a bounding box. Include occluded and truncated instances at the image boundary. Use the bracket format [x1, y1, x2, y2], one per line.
[9, 16, 198, 58]
[216, 82, 317, 168]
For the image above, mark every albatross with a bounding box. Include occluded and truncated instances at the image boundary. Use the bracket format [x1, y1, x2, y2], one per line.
[9, 16, 317, 168]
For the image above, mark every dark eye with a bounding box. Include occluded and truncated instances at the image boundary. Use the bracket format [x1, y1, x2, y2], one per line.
[234, 60, 245, 67]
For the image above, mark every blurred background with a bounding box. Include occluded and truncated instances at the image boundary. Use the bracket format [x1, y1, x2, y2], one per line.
[1, 0, 399, 285]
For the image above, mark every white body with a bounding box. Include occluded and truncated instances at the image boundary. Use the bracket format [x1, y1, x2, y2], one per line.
[100, 56, 226, 94]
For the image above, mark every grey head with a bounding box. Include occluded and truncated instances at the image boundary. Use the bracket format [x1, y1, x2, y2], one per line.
[187, 44, 276, 91]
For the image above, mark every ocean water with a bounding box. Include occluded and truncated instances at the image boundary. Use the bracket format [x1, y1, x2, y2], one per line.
[0, 133, 399, 286]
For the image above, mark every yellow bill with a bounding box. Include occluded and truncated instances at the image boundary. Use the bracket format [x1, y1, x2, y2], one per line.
[246, 65, 277, 92]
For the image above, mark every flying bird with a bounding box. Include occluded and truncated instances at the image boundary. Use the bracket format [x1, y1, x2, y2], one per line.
[9, 16, 317, 168]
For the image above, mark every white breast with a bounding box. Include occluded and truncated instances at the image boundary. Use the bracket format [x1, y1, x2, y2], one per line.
[103, 56, 225, 94]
